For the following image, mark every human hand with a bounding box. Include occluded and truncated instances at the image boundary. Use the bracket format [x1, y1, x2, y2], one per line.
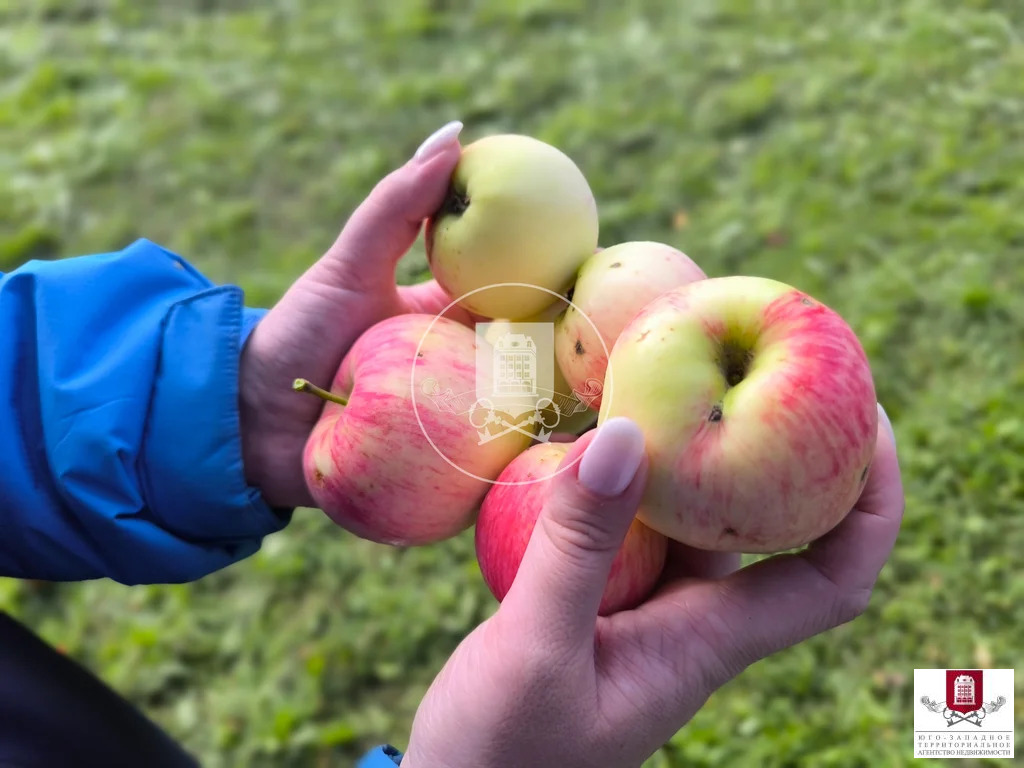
[238, 121, 470, 508]
[402, 406, 903, 768]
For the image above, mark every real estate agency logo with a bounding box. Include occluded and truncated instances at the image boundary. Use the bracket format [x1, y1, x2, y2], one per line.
[914, 668, 1014, 759]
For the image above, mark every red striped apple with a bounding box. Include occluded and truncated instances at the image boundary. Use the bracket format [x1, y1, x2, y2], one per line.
[555, 241, 706, 410]
[425, 134, 599, 320]
[300, 314, 532, 546]
[475, 441, 668, 615]
[598, 276, 877, 553]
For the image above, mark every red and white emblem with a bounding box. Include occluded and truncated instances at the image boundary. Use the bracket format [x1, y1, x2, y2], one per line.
[947, 670, 982, 714]
[920, 669, 1006, 727]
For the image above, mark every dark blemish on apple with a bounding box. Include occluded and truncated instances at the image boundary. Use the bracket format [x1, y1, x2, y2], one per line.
[566, 285, 575, 303]
[800, 297, 812, 306]
[639, 330, 650, 341]
[723, 526, 737, 536]
[709, 404, 723, 422]
[313, 469, 325, 486]
[609, 262, 622, 268]
[575, 339, 585, 355]
[416, 352, 424, 358]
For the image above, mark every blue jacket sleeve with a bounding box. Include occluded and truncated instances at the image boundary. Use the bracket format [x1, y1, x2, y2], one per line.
[357, 745, 403, 767]
[0, 238, 292, 584]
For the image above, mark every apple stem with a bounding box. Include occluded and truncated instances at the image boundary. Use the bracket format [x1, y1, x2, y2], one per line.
[293, 378, 348, 406]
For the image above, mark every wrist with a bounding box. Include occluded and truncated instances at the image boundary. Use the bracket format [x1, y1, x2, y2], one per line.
[400, 748, 444, 768]
[238, 380, 274, 498]
[237, 332, 314, 509]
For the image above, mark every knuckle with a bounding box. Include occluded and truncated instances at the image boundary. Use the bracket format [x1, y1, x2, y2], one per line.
[834, 587, 872, 624]
[538, 511, 618, 571]
[540, 491, 625, 557]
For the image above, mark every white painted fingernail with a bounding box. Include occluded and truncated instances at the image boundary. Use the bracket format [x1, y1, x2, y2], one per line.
[578, 418, 646, 497]
[413, 120, 463, 163]
[877, 402, 896, 446]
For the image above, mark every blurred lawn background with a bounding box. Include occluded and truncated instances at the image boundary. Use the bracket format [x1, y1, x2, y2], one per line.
[2, 0, 1023, 766]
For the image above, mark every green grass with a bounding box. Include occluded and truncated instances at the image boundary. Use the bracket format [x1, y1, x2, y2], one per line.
[2, 0, 1023, 765]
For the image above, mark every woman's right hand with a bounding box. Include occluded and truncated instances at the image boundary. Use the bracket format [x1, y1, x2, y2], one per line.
[403, 408, 903, 768]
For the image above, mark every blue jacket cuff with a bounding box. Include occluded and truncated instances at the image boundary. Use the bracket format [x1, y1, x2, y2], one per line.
[139, 285, 289, 551]
[357, 745, 403, 767]
[0, 237, 289, 583]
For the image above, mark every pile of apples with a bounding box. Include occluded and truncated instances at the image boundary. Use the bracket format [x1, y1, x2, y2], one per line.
[299, 133, 879, 615]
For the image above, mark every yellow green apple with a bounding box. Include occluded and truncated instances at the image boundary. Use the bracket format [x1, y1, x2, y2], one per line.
[425, 134, 599, 320]
[555, 241, 706, 410]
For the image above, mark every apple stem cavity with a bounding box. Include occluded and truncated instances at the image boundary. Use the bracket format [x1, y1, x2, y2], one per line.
[719, 342, 754, 388]
[441, 187, 470, 217]
[293, 378, 348, 406]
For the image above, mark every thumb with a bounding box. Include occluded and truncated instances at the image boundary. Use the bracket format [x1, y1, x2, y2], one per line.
[503, 418, 649, 648]
[316, 120, 464, 293]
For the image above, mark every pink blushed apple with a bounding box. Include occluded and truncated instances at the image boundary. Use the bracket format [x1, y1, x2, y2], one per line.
[475, 441, 668, 615]
[555, 241, 706, 410]
[599, 276, 878, 553]
[302, 314, 532, 546]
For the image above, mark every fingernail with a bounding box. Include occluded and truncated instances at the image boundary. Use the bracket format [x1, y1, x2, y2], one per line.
[413, 120, 463, 163]
[877, 402, 896, 446]
[578, 417, 646, 497]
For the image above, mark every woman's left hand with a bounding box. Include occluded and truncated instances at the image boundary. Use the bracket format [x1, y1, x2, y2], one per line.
[238, 121, 466, 508]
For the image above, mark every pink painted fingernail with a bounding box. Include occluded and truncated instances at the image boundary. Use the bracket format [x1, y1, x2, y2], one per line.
[578, 418, 646, 497]
[413, 120, 463, 163]
[877, 403, 896, 446]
